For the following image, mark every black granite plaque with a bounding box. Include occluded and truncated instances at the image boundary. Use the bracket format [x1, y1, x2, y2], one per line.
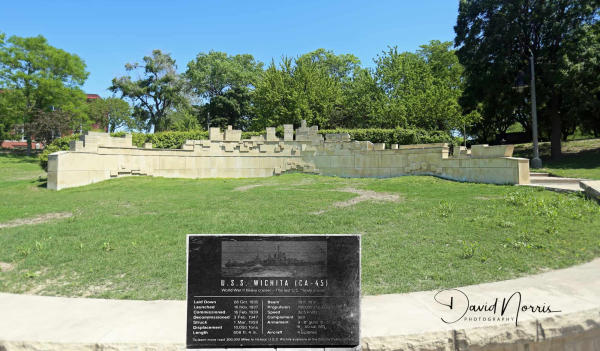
[186, 234, 360, 349]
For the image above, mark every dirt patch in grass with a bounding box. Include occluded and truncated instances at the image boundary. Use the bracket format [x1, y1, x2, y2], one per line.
[0, 212, 73, 229]
[234, 178, 315, 192]
[0, 262, 15, 272]
[79, 281, 115, 297]
[312, 187, 402, 215]
[234, 184, 265, 191]
[474, 196, 504, 200]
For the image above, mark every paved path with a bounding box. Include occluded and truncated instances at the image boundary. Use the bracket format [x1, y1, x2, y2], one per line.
[525, 172, 585, 192]
[1, 259, 599, 350]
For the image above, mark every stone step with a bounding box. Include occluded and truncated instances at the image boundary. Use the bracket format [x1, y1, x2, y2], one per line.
[529, 176, 582, 184]
[530, 172, 550, 177]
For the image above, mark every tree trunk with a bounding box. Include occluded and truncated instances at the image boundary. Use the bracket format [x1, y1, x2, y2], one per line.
[26, 134, 32, 155]
[550, 97, 562, 160]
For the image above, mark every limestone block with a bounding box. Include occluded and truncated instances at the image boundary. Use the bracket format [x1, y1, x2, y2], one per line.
[310, 135, 324, 144]
[155, 169, 197, 179]
[259, 144, 275, 153]
[70, 140, 84, 151]
[353, 167, 389, 178]
[374, 143, 386, 151]
[295, 131, 309, 142]
[391, 144, 399, 149]
[224, 127, 241, 142]
[295, 120, 310, 141]
[250, 135, 265, 142]
[47, 152, 64, 172]
[455, 145, 468, 157]
[470, 158, 511, 168]
[223, 143, 236, 152]
[182, 144, 193, 151]
[359, 141, 374, 151]
[325, 133, 351, 142]
[471, 144, 515, 158]
[313, 155, 354, 169]
[515, 158, 530, 184]
[283, 124, 294, 141]
[355, 152, 381, 168]
[266, 127, 278, 141]
[381, 154, 408, 167]
[143, 143, 153, 149]
[440, 159, 460, 168]
[159, 156, 186, 170]
[258, 157, 283, 169]
[209, 127, 223, 141]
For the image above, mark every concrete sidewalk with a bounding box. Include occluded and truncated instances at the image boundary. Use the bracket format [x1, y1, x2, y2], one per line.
[1, 259, 600, 350]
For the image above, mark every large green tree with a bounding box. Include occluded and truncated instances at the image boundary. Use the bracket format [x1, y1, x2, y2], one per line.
[86, 97, 134, 132]
[110, 50, 187, 132]
[455, 0, 599, 159]
[185, 51, 263, 129]
[253, 49, 360, 130]
[0, 33, 88, 152]
[374, 41, 465, 131]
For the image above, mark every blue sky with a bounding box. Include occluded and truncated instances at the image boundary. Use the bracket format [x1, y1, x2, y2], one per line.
[1, 0, 459, 97]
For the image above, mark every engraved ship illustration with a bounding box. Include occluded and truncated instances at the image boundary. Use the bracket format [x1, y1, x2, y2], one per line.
[224, 245, 325, 268]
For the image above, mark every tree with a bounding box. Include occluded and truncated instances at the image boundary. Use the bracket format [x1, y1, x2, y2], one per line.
[26, 108, 73, 146]
[253, 49, 360, 130]
[86, 97, 133, 132]
[455, 0, 599, 159]
[110, 50, 188, 132]
[336, 67, 385, 128]
[198, 86, 255, 130]
[563, 22, 600, 137]
[0, 33, 88, 152]
[166, 108, 200, 131]
[374, 42, 464, 131]
[186, 51, 263, 129]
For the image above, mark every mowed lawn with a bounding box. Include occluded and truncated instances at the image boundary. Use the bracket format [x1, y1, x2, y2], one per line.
[0, 153, 599, 300]
[514, 138, 600, 180]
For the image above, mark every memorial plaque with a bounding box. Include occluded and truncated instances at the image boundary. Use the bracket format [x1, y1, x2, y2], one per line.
[186, 234, 361, 349]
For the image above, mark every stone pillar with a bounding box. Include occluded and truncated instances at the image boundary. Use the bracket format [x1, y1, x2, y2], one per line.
[284, 124, 294, 141]
[266, 127, 278, 141]
[209, 127, 223, 141]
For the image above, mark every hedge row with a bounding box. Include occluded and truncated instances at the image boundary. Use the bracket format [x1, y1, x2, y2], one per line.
[318, 128, 452, 146]
[39, 128, 452, 171]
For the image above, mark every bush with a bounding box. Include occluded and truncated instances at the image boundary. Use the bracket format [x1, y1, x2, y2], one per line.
[38, 134, 80, 171]
[318, 128, 452, 146]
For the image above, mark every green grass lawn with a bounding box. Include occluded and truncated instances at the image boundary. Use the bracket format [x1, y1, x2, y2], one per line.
[514, 138, 600, 179]
[0, 153, 599, 300]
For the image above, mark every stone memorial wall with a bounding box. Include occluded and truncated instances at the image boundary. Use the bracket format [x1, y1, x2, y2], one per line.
[47, 121, 530, 190]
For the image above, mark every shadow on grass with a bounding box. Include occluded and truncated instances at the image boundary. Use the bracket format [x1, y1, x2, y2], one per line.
[31, 176, 48, 188]
[542, 148, 600, 170]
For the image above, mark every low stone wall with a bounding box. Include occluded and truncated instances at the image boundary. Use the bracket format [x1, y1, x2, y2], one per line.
[362, 308, 600, 351]
[47, 122, 530, 190]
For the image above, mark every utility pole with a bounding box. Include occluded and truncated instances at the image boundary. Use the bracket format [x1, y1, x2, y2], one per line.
[529, 51, 542, 169]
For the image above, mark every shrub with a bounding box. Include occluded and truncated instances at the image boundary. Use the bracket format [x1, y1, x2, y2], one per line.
[318, 128, 452, 146]
[38, 134, 80, 171]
